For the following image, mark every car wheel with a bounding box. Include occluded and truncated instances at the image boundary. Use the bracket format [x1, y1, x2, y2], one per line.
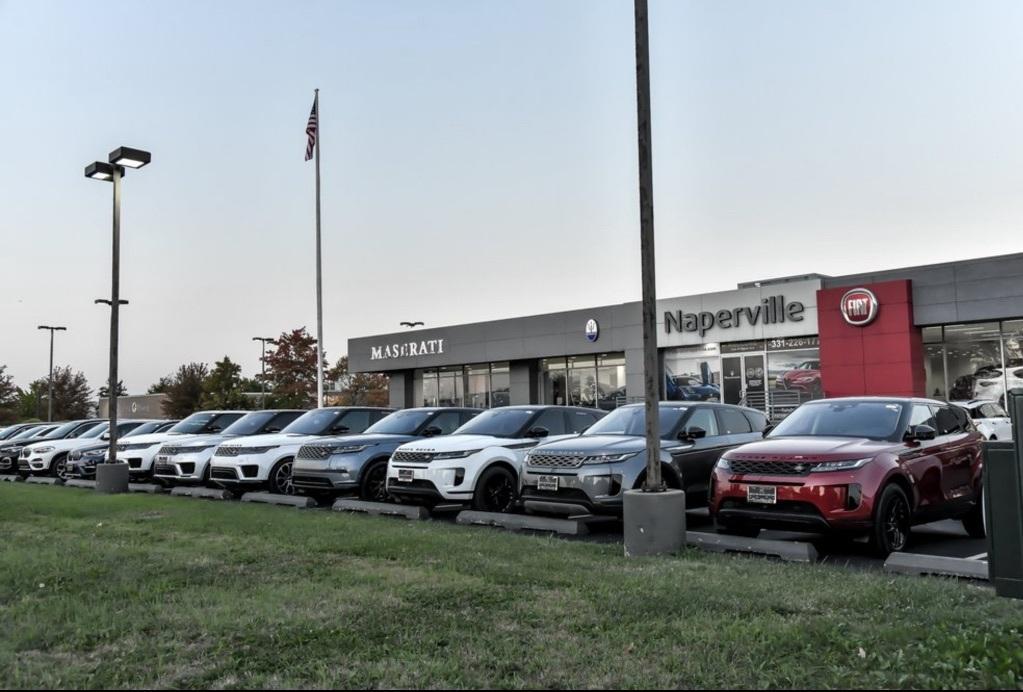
[50, 454, 68, 480]
[359, 460, 390, 502]
[268, 458, 295, 496]
[472, 465, 518, 513]
[962, 489, 987, 539]
[870, 484, 912, 556]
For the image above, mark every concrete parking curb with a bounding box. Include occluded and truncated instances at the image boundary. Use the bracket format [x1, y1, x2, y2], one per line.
[686, 531, 818, 563]
[884, 552, 990, 580]
[242, 492, 317, 508]
[129, 483, 166, 494]
[333, 499, 431, 520]
[64, 479, 97, 489]
[0, 474, 24, 483]
[170, 487, 234, 501]
[26, 476, 64, 487]
[456, 510, 589, 536]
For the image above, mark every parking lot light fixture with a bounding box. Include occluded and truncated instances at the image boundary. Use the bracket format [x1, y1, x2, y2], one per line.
[108, 146, 151, 169]
[37, 325, 67, 422]
[253, 337, 277, 409]
[86, 145, 150, 494]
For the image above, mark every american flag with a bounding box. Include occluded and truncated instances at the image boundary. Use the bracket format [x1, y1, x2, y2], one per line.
[304, 94, 318, 161]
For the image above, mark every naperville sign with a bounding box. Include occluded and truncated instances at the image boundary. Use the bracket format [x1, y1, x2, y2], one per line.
[664, 295, 805, 337]
[371, 339, 445, 361]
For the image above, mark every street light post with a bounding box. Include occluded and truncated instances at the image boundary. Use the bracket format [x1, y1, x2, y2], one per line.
[85, 146, 151, 494]
[252, 337, 277, 409]
[622, 0, 686, 557]
[37, 325, 67, 422]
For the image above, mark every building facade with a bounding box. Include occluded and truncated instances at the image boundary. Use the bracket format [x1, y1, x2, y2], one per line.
[348, 253, 1023, 419]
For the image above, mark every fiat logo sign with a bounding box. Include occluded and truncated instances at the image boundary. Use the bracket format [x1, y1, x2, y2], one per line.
[840, 288, 879, 327]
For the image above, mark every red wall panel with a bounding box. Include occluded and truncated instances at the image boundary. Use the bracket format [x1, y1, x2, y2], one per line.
[817, 279, 926, 398]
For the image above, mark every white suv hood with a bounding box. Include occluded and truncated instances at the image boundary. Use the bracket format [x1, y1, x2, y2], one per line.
[397, 434, 529, 453]
[118, 431, 197, 448]
[218, 432, 321, 449]
[24, 436, 100, 453]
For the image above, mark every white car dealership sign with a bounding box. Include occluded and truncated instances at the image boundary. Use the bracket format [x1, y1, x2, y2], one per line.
[371, 339, 445, 361]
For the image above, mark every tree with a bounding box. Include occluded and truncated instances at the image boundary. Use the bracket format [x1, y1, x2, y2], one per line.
[262, 328, 327, 408]
[97, 380, 128, 399]
[147, 376, 173, 394]
[200, 356, 253, 410]
[328, 355, 390, 407]
[28, 366, 94, 419]
[0, 366, 19, 424]
[159, 363, 209, 418]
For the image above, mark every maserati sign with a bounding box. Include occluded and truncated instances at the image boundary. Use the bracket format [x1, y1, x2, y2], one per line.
[840, 288, 879, 327]
[371, 339, 445, 361]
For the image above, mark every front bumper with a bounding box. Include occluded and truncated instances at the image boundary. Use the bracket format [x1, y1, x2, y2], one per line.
[210, 454, 273, 485]
[66, 460, 98, 479]
[710, 468, 873, 532]
[116, 446, 160, 476]
[385, 461, 476, 503]
[153, 452, 210, 483]
[291, 459, 359, 493]
[0, 453, 20, 473]
[520, 463, 626, 516]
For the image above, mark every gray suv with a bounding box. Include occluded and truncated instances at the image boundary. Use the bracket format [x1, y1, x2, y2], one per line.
[291, 407, 482, 500]
[520, 401, 768, 516]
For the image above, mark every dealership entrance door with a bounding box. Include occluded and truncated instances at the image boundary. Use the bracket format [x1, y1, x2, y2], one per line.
[721, 353, 766, 407]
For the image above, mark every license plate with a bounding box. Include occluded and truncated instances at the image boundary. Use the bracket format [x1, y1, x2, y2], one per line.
[398, 469, 414, 483]
[747, 485, 777, 504]
[537, 475, 559, 492]
[156, 455, 169, 463]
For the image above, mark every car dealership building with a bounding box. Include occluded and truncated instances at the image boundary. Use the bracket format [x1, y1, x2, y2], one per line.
[348, 252, 1023, 420]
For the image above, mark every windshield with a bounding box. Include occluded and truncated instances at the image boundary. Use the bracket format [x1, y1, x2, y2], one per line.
[222, 411, 278, 436]
[80, 424, 110, 439]
[126, 422, 163, 437]
[281, 409, 349, 436]
[40, 421, 84, 439]
[584, 406, 688, 438]
[454, 409, 535, 438]
[168, 412, 242, 435]
[365, 409, 433, 435]
[770, 401, 906, 440]
[11, 425, 52, 440]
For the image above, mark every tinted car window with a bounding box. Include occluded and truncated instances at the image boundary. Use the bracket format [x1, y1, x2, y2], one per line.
[533, 409, 567, 436]
[742, 409, 769, 432]
[584, 406, 688, 439]
[771, 401, 906, 440]
[934, 407, 961, 435]
[455, 409, 535, 438]
[282, 409, 348, 435]
[908, 405, 937, 431]
[222, 412, 280, 436]
[427, 411, 463, 435]
[366, 410, 434, 435]
[567, 410, 597, 434]
[684, 408, 719, 436]
[338, 410, 373, 434]
[717, 408, 752, 435]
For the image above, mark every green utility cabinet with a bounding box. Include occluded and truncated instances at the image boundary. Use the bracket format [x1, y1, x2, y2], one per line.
[984, 389, 1023, 599]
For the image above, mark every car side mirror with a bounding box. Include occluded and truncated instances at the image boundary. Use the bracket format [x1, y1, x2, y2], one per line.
[265, 427, 281, 434]
[527, 426, 550, 439]
[422, 425, 442, 437]
[100, 433, 110, 441]
[907, 424, 937, 442]
[678, 426, 707, 441]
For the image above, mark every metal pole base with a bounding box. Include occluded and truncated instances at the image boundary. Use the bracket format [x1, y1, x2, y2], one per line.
[623, 488, 686, 557]
[96, 462, 130, 494]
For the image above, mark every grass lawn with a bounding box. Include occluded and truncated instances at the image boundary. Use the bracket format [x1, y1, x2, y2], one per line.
[1, 485, 1022, 689]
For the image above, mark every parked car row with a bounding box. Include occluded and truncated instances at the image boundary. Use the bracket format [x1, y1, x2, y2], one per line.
[4, 395, 990, 555]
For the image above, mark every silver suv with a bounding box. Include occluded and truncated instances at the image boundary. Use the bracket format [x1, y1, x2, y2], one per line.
[520, 402, 768, 516]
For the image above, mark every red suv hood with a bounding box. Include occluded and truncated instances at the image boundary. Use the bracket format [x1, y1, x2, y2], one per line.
[725, 436, 899, 462]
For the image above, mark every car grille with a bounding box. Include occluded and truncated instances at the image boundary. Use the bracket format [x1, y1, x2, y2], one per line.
[154, 463, 177, 476]
[526, 453, 586, 469]
[215, 447, 242, 457]
[211, 467, 239, 480]
[157, 446, 191, 456]
[297, 446, 333, 460]
[292, 474, 333, 488]
[391, 450, 435, 464]
[118, 442, 153, 451]
[728, 459, 822, 476]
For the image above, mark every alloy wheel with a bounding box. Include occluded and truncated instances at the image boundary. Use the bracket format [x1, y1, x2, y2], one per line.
[274, 461, 294, 495]
[483, 473, 516, 512]
[885, 495, 910, 551]
[365, 464, 387, 501]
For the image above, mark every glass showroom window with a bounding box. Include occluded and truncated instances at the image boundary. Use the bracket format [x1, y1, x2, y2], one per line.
[567, 355, 597, 407]
[663, 345, 721, 402]
[437, 366, 465, 407]
[596, 354, 627, 410]
[490, 362, 510, 407]
[943, 323, 1002, 402]
[422, 369, 440, 406]
[466, 364, 491, 408]
[422, 363, 510, 408]
[541, 354, 625, 408]
[767, 348, 822, 398]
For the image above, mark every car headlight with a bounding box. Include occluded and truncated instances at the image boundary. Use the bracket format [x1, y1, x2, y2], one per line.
[432, 449, 480, 460]
[716, 457, 731, 470]
[582, 452, 639, 465]
[329, 444, 371, 456]
[246, 445, 280, 454]
[34, 446, 55, 454]
[811, 457, 874, 473]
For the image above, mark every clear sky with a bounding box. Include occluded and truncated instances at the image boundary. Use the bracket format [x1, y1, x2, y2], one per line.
[2, 0, 1022, 392]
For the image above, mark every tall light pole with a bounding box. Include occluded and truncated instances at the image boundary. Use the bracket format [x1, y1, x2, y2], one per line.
[623, 0, 686, 557]
[252, 337, 277, 409]
[85, 146, 151, 494]
[37, 325, 67, 422]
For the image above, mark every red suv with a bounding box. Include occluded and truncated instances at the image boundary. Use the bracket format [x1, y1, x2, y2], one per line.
[710, 397, 985, 555]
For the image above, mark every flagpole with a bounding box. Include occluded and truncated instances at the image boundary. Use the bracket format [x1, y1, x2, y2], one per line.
[314, 88, 324, 409]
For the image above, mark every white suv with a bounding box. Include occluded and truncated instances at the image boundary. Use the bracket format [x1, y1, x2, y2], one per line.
[22, 419, 152, 479]
[116, 410, 247, 479]
[954, 399, 1013, 440]
[210, 407, 391, 495]
[153, 409, 304, 486]
[385, 406, 604, 513]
